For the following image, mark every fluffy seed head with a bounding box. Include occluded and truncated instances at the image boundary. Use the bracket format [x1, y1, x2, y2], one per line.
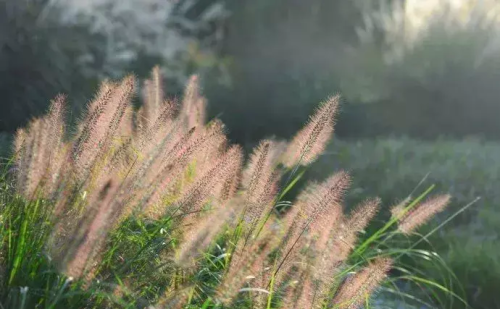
[141, 66, 164, 126]
[177, 145, 243, 214]
[175, 199, 242, 266]
[390, 196, 411, 219]
[332, 257, 392, 309]
[283, 95, 339, 167]
[180, 75, 205, 130]
[397, 194, 451, 234]
[61, 179, 118, 280]
[299, 171, 350, 230]
[346, 197, 380, 234]
[243, 140, 280, 204]
[13, 95, 66, 198]
[296, 274, 316, 309]
[72, 76, 135, 180]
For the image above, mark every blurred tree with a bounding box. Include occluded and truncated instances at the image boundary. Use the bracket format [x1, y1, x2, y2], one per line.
[339, 0, 500, 138]
[202, 0, 500, 142]
[0, 0, 228, 133]
[0, 0, 104, 132]
[64, 0, 229, 92]
[199, 0, 386, 143]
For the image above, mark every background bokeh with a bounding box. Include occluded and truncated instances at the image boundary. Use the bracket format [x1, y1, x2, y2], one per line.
[1, 0, 499, 308]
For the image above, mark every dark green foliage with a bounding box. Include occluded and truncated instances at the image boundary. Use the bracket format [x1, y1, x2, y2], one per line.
[0, 0, 104, 132]
[0, 133, 11, 158]
[341, 8, 500, 139]
[202, 1, 500, 142]
[203, 0, 368, 144]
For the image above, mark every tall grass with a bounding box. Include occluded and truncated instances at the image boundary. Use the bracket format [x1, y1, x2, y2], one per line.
[0, 67, 467, 308]
[309, 138, 497, 309]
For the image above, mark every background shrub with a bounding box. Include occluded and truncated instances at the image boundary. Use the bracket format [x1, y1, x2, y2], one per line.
[202, 1, 500, 143]
[341, 2, 500, 138]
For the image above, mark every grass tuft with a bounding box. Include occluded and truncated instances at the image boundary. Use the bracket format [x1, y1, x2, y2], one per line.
[0, 68, 470, 308]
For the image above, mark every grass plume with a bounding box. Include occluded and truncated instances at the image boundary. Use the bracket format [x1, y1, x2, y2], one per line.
[0, 67, 464, 309]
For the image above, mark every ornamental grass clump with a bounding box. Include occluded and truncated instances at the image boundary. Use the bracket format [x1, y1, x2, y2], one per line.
[0, 66, 458, 309]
